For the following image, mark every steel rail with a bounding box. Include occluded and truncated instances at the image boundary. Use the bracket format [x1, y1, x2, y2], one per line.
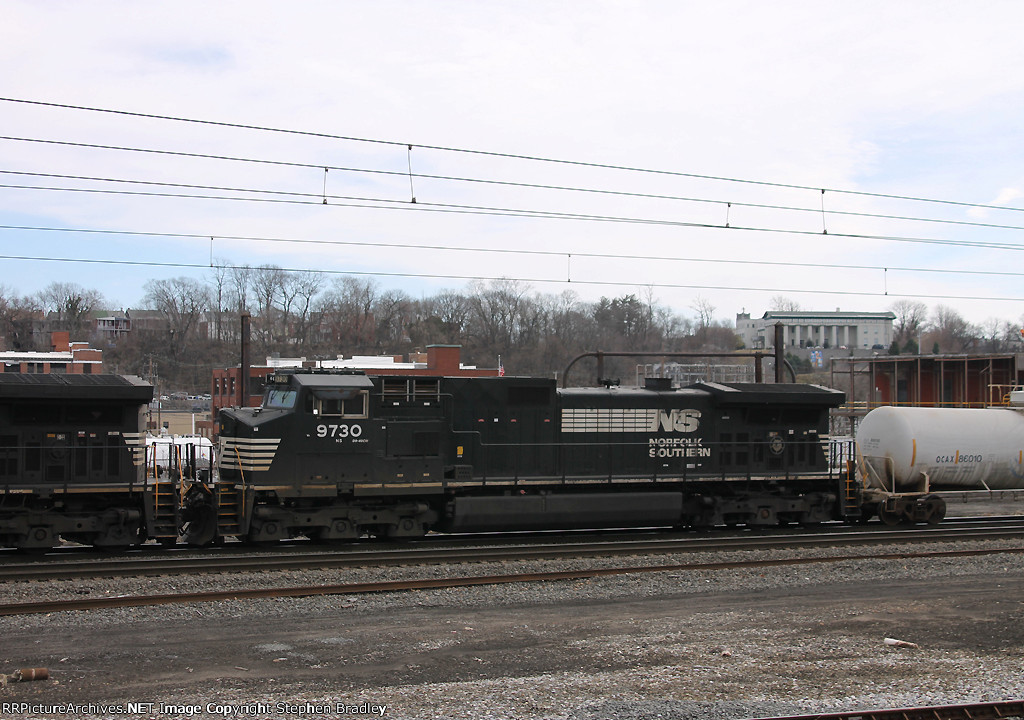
[2, 545, 1023, 617]
[2, 522, 1024, 582]
[747, 699, 1024, 720]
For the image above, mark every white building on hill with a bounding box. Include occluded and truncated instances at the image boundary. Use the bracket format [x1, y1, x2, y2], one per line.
[736, 310, 895, 350]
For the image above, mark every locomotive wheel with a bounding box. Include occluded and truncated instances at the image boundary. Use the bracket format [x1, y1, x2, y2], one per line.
[385, 517, 427, 539]
[181, 501, 217, 546]
[877, 506, 903, 526]
[17, 526, 55, 553]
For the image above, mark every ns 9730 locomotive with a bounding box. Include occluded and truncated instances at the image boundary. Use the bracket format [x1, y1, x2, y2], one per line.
[197, 371, 855, 544]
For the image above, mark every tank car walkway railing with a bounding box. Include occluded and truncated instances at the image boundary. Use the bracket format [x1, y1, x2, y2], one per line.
[838, 399, 1001, 415]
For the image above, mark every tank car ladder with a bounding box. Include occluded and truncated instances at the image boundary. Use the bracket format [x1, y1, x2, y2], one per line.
[836, 441, 862, 520]
[841, 463, 862, 519]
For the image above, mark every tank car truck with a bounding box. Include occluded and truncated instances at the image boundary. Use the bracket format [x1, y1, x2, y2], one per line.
[204, 371, 854, 544]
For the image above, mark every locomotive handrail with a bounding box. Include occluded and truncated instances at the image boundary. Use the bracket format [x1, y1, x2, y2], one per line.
[232, 444, 245, 484]
[561, 350, 796, 387]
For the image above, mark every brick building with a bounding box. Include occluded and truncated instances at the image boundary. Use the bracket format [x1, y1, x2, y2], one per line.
[0, 331, 103, 373]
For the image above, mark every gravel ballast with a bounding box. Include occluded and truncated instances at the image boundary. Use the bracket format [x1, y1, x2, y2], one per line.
[2, 537, 1023, 720]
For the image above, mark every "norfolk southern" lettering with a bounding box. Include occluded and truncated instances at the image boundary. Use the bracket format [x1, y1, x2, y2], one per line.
[653, 409, 701, 432]
[560, 408, 702, 433]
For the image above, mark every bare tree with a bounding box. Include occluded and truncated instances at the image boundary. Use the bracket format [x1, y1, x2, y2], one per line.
[890, 299, 928, 349]
[466, 279, 533, 348]
[770, 295, 801, 312]
[142, 277, 211, 357]
[691, 295, 716, 342]
[251, 265, 286, 350]
[417, 289, 470, 346]
[36, 282, 105, 340]
[281, 271, 325, 347]
[931, 305, 978, 353]
[373, 289, 413, 348]
[228, 265, 253, 314]
[207, 260, 233, 342]
[318, 276, 379, 353]
[0, 284, 41, 350]
[654, 305, 692, 352]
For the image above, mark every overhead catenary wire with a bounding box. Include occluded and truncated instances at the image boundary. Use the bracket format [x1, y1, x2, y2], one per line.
[3, 96, 1023, 215]
[3, 97, 1024, 310]
[2, 250, 1022, 302]
[4, 223, 1024, 278]
[4, 179, 1024, 254]
[3, 142, 1024, 234]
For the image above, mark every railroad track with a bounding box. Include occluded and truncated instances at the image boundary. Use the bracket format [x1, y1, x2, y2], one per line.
[1, 525, 1023, 616]
[751, 699, 1024, 720]
[1, 518, 1023, 582]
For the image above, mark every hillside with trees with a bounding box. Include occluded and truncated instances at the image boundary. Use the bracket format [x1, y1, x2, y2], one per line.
[1, 271, 1021, 393]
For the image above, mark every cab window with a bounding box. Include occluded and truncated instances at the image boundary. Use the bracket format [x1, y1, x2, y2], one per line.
[264, 389, 298, 409]
[312, 389, 368, 418]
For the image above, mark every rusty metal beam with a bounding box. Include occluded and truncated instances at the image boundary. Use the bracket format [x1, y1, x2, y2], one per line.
[562, 350, 776, 388]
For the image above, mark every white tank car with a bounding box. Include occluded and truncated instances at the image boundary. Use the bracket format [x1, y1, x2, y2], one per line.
[857, 406, 1024, 491]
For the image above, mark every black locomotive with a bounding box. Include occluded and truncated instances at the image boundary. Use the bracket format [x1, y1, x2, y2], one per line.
[0, 370, 857, 550]
[0, 373, 159, 550]
[203, 371, 853, 544]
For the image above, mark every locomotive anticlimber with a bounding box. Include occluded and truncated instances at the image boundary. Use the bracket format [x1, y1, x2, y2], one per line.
[212, 372, 850, 542]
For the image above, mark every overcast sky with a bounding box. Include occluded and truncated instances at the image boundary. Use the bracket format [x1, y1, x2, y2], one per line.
[3, 1, 1024, 327]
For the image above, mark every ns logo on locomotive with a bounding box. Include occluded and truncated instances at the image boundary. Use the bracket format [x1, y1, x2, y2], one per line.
[0, 369, 960, 550]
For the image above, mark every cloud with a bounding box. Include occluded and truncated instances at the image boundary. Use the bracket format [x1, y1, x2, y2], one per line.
[967, 187, 1024, 219]
[3, 1, 1024, 323]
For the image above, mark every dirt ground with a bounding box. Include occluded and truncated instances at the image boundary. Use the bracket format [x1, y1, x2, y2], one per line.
[3, 564, 1023, 719]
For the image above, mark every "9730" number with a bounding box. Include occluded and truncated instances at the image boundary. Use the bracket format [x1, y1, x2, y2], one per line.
[315, 423, 363, 439]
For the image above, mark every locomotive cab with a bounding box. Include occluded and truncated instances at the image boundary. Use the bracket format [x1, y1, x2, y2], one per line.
[216, 371, 444, 543]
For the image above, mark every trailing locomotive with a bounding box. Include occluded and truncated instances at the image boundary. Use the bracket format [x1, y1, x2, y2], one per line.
[0, 373, 157, 550]
[202, 371, 855, 543]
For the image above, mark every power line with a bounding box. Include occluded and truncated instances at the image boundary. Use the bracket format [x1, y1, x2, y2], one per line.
[3, 141, 1024, 233]
[3, 96, 1022, 215]
[2, 251, 1021, 302]
[4, 98, 1023, 309]
[5, 180, 1024, 254]
[3, 223, 1024, 279]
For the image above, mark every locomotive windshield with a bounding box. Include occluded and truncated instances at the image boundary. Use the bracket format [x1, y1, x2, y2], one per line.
[263, 388, 297, 409]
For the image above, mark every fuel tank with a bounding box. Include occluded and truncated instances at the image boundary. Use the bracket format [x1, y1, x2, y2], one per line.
[856, 406, 1024, 490]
